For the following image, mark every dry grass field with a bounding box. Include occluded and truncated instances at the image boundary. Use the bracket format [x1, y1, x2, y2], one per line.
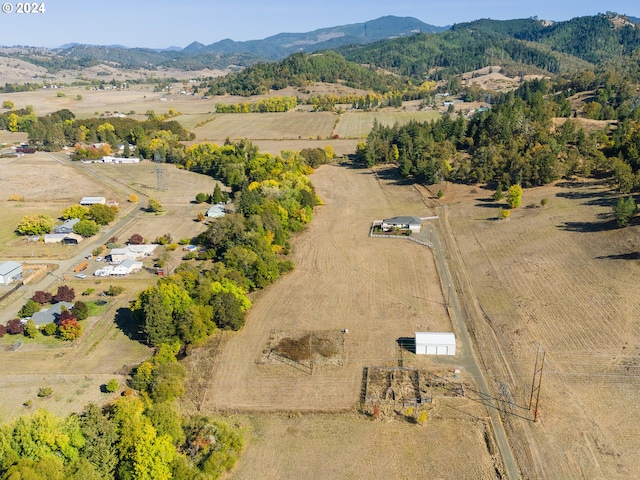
[191, 163, 453, 412]
[180, 163, 504, 478]
[333, 110, 441, 138]
[230, 409, 498, 480]
[190, 111, 338, 141]
[439, 178, 640, 478]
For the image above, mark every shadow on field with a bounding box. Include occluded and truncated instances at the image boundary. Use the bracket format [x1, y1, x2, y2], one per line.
[596, 252, 640, 260]
[396, 337, 416, 354]
[475, 200, 503, 209]
[370, 166, 415, 186]
[114, 307, 145, 343]
[559, 219, 617, 232]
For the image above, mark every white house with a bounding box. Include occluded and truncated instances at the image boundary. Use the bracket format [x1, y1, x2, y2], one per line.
[0, 261, 22, 284]
[415, 332, 456, 356]
[112, 258, 143, 276]
[381, 216, 422, 233]
[109, 244, 156, 263]
[80, 196, 106, 206]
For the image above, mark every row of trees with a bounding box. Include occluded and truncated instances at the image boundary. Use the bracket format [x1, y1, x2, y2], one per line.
[215, 96, 298, 113]
[16, 203, 118, 237]
[0, 107, 194, 157]
[134, 139, 320, 346]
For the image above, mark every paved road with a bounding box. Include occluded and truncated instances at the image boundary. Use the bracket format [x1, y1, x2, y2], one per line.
[423, 208, 521, 480]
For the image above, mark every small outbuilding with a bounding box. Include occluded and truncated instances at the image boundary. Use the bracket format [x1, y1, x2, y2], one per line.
[80, 196, 106, 205]
[206, 203, 226, 218]
[415, 332, 456, 356]
[381, 216, 422, 233]
[0, 261, 22, 285]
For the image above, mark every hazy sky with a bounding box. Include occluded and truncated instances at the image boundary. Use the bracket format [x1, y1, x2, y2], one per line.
[0, 0, 637, 49]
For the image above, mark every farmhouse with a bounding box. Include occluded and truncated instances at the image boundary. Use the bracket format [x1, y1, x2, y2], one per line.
[31, 301, 74, 327]
[206, 203, 226, 218]
[415, 332, 456, 355]
[79, 196, 106, 206]
[381, 216, 422, 232]
[0, 261, 22, 284]
[44, 233, 83, 244]
[112, 258, 143, 276]
[109, 244, 156, 263]
[54, 218, 80, 234]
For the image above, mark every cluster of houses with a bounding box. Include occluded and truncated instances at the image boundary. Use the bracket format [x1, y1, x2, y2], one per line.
[94, 244, 156, 277]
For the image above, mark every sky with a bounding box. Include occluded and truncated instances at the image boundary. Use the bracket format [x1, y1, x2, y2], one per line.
[0, 0, 637, 49]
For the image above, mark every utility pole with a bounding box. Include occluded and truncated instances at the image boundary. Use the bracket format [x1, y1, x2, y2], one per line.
[529, 345, 546, 422]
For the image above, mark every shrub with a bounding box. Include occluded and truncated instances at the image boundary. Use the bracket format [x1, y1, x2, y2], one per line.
[195, 192, 209, 203]
[167, 243, 178, 251]
[540, 198, 548, 207]
[71, 301, 89, 320]
[53, 285, 75, 303]
[8, 193, 25, 202]
[128, 194, 138, 203]
[32, 290, 53, 305]
[105, 378, 118, 393]
[42, 323, 57, 336]
[498, 209, 511, 220]
[37, 387, 53, 397]
[106, 285, 125, 296]
[436, 189, 444, 199]
[0, 324, 6, 338]
[183, 252, 196, 260]
[178, 238, 191, 245]
[58, 318, 82, 340]
[6, 319, 24, 334]
[81, 288, 95, 296]
[19, 299, 40, 318]
[23, 319, 38, 338]
[148, 198, 165, 213]
[128, 233, 144, 245]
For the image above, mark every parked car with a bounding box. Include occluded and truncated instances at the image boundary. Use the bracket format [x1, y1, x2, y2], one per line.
[95, 256, 103, 262]
[75, 273, 87, 279]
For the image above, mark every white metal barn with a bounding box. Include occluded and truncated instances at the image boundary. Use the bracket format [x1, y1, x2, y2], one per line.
[415, 332, 456, 355]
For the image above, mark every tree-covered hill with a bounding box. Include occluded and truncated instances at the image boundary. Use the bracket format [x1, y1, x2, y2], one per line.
[204, 51, 409, 96]
[338, 12, 640, 82]
[452, 13, 640, 65]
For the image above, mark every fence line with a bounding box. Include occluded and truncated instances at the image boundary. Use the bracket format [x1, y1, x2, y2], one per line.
[369, 231, 433, 249]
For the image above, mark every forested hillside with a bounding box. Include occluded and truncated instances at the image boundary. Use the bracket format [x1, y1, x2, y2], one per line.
[358, 71, 640, 193]
[339, 13, 640, 82]
[205, 51, 410, 96]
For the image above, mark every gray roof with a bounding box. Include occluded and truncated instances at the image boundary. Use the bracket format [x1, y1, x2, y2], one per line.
[382, 216, 422, 225]
[0, 261, 22, 276]
[31, 301, 74, 326]
[54, 218, 80, 233]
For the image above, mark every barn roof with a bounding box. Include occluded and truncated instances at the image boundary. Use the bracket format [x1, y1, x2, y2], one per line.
[415, 332, 456, 345]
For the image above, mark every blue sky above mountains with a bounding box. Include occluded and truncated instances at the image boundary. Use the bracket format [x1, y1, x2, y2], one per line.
[1, 0, 636, 49]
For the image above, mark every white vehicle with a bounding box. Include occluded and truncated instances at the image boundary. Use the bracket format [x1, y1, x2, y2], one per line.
[95, 256, 103, 262]
[75, 273, 87, 279]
